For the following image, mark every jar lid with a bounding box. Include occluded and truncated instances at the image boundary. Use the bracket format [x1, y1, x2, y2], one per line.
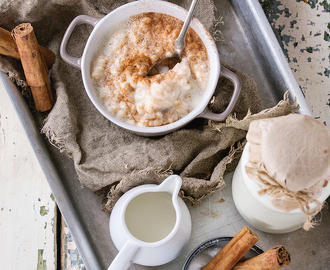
[247, 114, 330, 195]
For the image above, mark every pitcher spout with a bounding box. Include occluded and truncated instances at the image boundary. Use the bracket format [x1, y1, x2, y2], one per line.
[158, 175, 182, 197]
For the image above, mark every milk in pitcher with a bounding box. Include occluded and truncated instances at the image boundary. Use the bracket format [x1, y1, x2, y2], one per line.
[125, 192, 176, 242]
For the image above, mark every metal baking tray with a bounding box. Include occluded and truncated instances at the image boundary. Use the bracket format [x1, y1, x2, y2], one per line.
[2, 0, 329, 269]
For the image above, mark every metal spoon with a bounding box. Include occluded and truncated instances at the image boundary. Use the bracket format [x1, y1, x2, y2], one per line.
[147, 0, 199, 76]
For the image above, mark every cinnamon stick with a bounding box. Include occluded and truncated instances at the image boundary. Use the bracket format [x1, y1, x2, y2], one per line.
[232, 246, 291, 270]
[203, 226, 259, 270]
[12, 23, 54, 111]
[0, 26, 54, 69]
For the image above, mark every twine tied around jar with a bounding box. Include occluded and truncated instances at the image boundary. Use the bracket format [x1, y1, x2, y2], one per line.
[255, 169, 325, 230]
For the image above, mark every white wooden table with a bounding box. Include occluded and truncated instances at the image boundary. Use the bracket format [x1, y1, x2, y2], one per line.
[0, 1, 329, 269]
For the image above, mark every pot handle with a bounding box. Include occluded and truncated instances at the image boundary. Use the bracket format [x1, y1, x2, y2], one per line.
[199, 65, 242, 121]
[107, 240, 139, 270]
[60, 15, 100, 69]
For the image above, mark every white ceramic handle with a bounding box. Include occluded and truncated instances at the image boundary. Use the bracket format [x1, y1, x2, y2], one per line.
[200, 65, 242, 121]
[107, 240, 139, 270]
[60, 15, 100, 69]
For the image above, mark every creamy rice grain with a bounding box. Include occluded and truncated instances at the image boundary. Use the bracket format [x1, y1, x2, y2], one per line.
[91, 12, 210, 127]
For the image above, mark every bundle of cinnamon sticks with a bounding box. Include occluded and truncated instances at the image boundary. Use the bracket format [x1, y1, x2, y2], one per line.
[203, 226, 291, 270]
[1, 24, 55, 112]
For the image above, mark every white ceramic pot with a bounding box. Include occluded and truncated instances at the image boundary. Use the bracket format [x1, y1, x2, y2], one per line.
[108, 175, 191, 269]
[232, 142, 330, 234]
[60, 0, 242, 136]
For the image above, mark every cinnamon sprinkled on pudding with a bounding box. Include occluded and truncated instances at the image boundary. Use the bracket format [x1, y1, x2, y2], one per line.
[91, 12, 209, 127]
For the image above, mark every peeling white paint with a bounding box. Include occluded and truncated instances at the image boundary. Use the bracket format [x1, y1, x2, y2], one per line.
[0, 78, 56, 270]
[261, 0, 330, 128]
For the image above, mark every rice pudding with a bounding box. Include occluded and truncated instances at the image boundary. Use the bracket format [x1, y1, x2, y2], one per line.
[91, 12, 210, 127]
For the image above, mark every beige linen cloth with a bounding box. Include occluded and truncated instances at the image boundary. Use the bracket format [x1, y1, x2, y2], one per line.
[0, 0, 297, 212]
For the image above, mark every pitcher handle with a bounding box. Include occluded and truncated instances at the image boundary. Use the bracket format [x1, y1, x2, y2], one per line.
[108, 240, 139, 270]
[199, 65, 242, 121]
[60, 15, 100, 69]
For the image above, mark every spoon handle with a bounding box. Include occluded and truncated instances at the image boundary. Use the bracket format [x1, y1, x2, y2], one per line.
[174, 0, 199, 56]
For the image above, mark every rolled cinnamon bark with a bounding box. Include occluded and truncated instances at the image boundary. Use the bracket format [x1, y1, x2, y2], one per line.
[12, 23, 54, 111]
[203, 226, 259, 270]
[232, 246, 291, 270]
[0, 26, 54, 69]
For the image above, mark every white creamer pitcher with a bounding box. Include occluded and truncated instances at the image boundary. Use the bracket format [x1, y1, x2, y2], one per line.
[108, 175, 192, 269]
